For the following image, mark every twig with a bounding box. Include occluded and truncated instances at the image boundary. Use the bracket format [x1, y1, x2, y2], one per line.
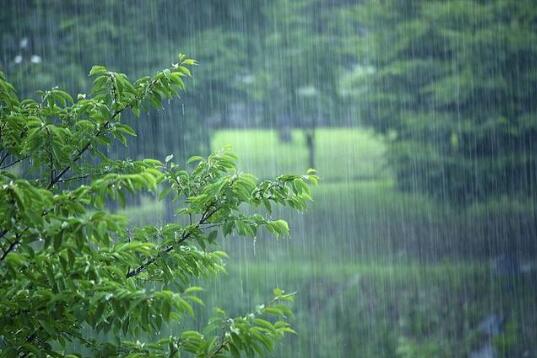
[0, 152, 9, 166]
[56, 174, 90, 183]
[200, 223, 222, 230]
[126, 204, 219, 278]
[46, 127, 54, 185]
[0, 156, 29, 170]
[47, 121, 110, 189]
[47, 73, 161, 189]
[0, 236, 20, 262]
[210, 338, 229, 357]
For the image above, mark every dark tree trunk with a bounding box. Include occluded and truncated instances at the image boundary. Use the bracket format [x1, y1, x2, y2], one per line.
[304, 128, 315, 169]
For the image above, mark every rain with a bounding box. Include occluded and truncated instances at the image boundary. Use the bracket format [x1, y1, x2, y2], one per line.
[1, 0, 536, 357]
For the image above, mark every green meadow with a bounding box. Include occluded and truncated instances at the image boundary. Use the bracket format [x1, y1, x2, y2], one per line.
[212, 128, 390, 181]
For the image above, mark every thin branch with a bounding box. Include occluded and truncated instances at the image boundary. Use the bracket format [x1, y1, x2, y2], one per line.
[125, 228, 192, 278]
[0, 156, 29, 170]
[200, 223, 222, 230]
[210, 337, 229, 357]
[56, 174, 90, 184]
[48, 70, 166, 190]
[0, 152, 9, 166]
[126, 204, 220, 278]
[0, 236, 20, 262]
[47, 121, 110, 189]
[207, 294, 291, 357]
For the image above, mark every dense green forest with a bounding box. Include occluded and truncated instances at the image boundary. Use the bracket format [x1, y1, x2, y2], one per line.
[1, 0, 536, 356]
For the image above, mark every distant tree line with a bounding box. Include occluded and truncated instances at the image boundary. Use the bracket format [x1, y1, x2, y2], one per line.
[1, 0, 535, 204]
[0, 0, 342, 164]
[346, 0, 537, 203]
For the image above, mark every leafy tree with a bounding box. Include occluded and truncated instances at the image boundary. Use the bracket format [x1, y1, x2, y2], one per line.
[1, 0, 350, 171]
[349, 0, 537, 203]
[251, 0, 343, 168]
[0, 55, 317, 356]
[0, 0, 262, 163]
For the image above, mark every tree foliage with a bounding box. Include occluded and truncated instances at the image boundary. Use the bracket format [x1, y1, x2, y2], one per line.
[1, 0, 262, 162]
[349, 0, 537, 203]
[1, 0, 346, 161]
[0, 55, 317, 356]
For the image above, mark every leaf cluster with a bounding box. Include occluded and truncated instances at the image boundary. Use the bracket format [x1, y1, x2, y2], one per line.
[0, 55, 317, 356]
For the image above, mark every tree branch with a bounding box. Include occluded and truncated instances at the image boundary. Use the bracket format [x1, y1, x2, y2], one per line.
[0, 155, 29, 170]
[0, 236, 20, 262]
[56, 174, 90, 184]
[46, 127, 54, 185]
[47, 121, 111, 189]
[126, 204, 220, 278]
[0, 69, 173, 260]
[47, 73, 162, 190]
[210, 337, 229, 357]
[0, 152, 8, 166]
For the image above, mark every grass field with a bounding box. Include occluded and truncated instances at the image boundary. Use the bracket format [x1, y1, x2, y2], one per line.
[121, 128, 537, 357]
[196, 261, 536, 358]
[212, 128, 390, 181]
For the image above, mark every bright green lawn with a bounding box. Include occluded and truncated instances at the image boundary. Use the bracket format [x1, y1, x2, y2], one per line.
[211, 128, 389, 181]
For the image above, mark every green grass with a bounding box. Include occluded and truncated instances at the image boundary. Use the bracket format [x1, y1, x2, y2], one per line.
[194, 260, 537, 358]
[212, 128, 389, 181]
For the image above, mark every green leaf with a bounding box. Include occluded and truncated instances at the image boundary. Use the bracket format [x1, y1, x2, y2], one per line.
[89, 65, 108, 76]
[187, 155, 204, 164]
[267, 220, 289, 237]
